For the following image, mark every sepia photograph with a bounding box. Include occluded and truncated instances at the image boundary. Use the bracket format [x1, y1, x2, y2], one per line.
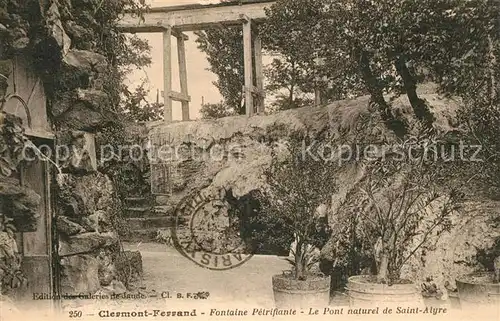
[0, 0, 499, 320]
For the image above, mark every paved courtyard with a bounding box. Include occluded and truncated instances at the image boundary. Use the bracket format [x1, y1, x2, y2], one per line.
[123, 242, 292, 307]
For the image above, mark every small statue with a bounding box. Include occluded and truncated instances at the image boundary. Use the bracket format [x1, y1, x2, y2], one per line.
[494, 255, 500, 283]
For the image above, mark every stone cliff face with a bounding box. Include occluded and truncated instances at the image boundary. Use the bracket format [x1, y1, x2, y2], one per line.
[146, 90, 499, 293]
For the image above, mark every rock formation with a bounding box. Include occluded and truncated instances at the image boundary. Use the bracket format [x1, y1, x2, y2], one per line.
[145, 89, 499, 295]
[0, 0, 139, 298]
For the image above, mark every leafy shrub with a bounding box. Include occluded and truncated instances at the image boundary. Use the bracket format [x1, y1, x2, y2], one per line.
[249, 135, 338, 280]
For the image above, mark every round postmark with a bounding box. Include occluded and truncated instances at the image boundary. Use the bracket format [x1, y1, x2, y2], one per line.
[171, 188, 254, 270]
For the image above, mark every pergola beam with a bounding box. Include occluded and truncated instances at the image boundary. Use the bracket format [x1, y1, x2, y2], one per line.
[117, 1, 274, 33]
[118, 1, 274, 121]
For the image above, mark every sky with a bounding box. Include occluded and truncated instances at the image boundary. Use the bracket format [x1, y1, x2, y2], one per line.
[126, 0, 227, 121]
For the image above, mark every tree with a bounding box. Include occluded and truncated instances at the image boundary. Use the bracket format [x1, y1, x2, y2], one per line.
[195, 0, 340, 117]
[121, 82, 163, 122]
[262, 0, 366, 105]
[340, 156, 462, 284]
[264, 58, 314, 111]
[261, 0, 500, 137]
[251, 137, 338, 280]
[200, 102, 236, 119]
[195, 25, 245, 114]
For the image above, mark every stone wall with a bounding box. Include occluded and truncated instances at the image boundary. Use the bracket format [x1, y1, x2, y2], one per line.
[54, 138, 130, 295]
[146, 91, 499, 295]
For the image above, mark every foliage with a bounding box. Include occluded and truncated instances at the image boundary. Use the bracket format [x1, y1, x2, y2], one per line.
[0, 213, 26, 294]
[0, 113, 29, 293]
[63, 0, 152, 114]
[264, 58, 314, 111]
[251, 136, 338, 280]
[121, 82, 163, 122]
[338, 137, 464, 284]
[96, 122, 150, 200]
[200, 102, 236, 119]
[194, 1, 347, 117]
[195, 25, 245, 114]
[261, 0, 498, 135]
[262, 0, 367, 105]
[0, 112, 28, 178]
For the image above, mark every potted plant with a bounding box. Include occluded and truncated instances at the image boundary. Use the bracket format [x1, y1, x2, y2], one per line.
[339, 158, 462, 308]
[250, 137, 339, 308]
[455, 237, 500, 310]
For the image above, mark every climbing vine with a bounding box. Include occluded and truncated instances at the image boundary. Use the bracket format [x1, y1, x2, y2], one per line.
[0, 112, 29, 177]
[0, 112, 30, 294]
[0, 213, 26, 294]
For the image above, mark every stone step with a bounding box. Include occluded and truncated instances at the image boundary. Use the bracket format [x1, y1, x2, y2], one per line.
[123, 197, 150, 206]
[124, 207, 151, 218]
[120, 229, 159, 243]
[153, 205, 174, 216]
[124, 197, 149, 202]
[127, 216, 174, 230]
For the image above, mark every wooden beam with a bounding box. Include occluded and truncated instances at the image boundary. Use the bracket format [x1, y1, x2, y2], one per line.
[117, 1, 274, 32]
[254, 32, 264, 113]
[250, 86, 264, 95]
[243, 19, 254, 117]
[173, 29, 189, 41]
[168, 91, 191, 102]
[163, 27, 173, 122]
[177, 36, 190, 121]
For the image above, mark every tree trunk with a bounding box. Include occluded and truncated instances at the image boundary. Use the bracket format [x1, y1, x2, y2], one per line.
[355, 49, 407, 137]
[295, 240, 305, 280]
[377, 251, 389, 283]
[288, 84, 295, 109]
[394, 55, 435, 128]
[488, 35, 497, 104]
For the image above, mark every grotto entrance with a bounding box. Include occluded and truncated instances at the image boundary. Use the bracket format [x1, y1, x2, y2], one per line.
[1, 56, 57, 308]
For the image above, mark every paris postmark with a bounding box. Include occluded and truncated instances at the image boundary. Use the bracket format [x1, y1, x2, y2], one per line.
[171, 188, 254, 270]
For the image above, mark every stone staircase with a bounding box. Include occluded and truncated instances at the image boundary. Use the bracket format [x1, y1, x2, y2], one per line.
[121, 197, 176, 242]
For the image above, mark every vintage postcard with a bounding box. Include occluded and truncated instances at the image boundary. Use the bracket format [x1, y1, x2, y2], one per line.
[0, 0, 499, 321]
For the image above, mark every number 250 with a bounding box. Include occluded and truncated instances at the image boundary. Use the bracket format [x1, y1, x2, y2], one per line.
[69, 311, 82, 318]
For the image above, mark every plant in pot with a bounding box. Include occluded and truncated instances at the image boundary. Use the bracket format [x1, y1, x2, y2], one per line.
[250, 136, 339, 308]
[455, 235, 500, 310]
[339, 157, 462, 308]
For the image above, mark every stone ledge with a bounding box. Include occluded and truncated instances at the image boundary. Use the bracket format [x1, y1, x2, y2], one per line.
[59, 232, 118, 257]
